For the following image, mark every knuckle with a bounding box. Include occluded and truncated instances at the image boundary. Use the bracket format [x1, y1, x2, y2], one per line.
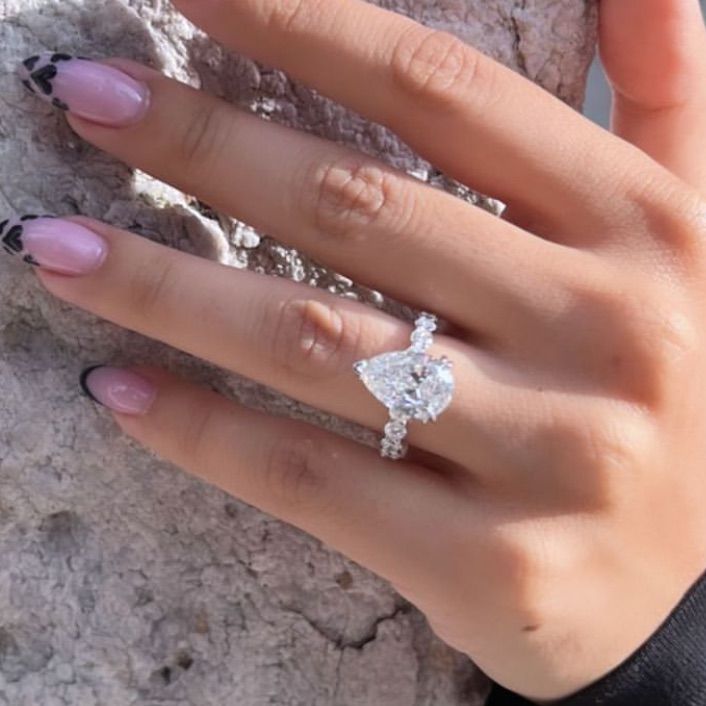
[300, 155, 416, 241]
[485, 526, 572, 628]
[499, 552, 550, 627]
[535, 407, 654, 510]
[662, 194, 706, 273]
[390, 26, 483, 106]
[630, 295, 697, 361]
[568, 268, 698, 408]
[262, 432, 330, 514]
[494, 524, 622, 635]
[615, 170, 706, 273]
[609, 286, 698, 408]
[179, 100, 230, 179]
[264, 298, 364, 380]
[529, 403, 656, 508]
[127, 252, 177, 319]
[571, 408, 654, 482]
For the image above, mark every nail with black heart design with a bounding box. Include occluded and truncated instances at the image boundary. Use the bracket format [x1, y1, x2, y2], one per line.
[1, 215, 46, 267]
[20, 53, 73, 110]
[18, 52, 150, 126]
[1, 215, 108, 275]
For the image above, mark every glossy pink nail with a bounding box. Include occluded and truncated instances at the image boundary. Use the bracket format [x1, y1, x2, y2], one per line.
[19, 52, 150, 127]
[80, 366, 157, 415]
[1, 215, 107, 275]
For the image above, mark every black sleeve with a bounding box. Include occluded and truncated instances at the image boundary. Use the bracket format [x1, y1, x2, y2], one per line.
[486, 568, 706, 706]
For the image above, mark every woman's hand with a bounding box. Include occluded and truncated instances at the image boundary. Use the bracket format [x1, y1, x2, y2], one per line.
[8, 0, 706, 701]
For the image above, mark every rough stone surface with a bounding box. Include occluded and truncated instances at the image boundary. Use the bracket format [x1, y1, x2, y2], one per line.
[0, 1, 596, 704]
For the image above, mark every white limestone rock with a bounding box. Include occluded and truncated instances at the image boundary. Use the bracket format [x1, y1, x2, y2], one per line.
[0, 1, 596, 703]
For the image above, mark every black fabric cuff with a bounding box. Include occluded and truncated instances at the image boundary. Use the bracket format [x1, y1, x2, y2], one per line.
[486, 568, 706, 706]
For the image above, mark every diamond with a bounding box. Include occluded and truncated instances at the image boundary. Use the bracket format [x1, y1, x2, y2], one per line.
[354, 312, 454, 460]
[384, 419, 407, 440]
[355, 349, 454, 422]
[415, 314, 437, 332]
[381, 439, 398, 454]
[381, 437, 406, 459]
[410, 328, 433, 351]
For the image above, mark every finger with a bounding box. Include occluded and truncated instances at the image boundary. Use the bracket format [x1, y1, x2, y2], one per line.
[25, 215, 516, 469]
[167, 0, 653, 240]
[12, 215, 639, 495]
[600, 0, 706, 190]
[16, 214, 638, 473]
[81, 363, 471, 590]
[8, 212, 652, 481]
[18, 54, 578, 330]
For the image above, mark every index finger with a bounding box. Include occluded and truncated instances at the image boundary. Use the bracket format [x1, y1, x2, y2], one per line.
[173, 0, 655, 242]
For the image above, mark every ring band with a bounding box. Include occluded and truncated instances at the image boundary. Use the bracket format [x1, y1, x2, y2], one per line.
[353, 312, 455, 460]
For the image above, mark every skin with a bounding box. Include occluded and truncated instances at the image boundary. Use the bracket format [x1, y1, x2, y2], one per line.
[20, 0, 706, 701]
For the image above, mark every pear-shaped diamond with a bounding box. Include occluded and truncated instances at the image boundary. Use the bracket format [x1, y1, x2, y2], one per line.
[355, 350, 454, 422]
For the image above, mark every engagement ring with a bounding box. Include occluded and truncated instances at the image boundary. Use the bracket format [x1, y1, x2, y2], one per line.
[353, 313, 455, 460]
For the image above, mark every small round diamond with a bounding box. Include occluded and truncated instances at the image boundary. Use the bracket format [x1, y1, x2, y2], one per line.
[381, 438, 406, 459]
[410, 329, 433, 350]
[381, 439, 398, 455]
[415, 314, 437, 332]
[384, 420, 407, 440]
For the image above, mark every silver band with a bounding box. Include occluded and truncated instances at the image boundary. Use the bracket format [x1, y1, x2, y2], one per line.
[354, 312, 455, 460]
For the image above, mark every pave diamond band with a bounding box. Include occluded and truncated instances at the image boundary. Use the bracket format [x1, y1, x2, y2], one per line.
[353, 313, 455, 460]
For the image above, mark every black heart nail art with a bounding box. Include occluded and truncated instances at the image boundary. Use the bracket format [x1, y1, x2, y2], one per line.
[0, 220, 23, 255]
[20, 52, 85, 107]
[30, 63, 58, 96]
[1, 215, 52, 266]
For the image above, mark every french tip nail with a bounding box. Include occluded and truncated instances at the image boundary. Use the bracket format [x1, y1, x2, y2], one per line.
[78, 366, 157, 415]
[79, 365, 107, 406]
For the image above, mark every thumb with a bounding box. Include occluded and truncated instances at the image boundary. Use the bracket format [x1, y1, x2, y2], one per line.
[599, 0, 706, 190]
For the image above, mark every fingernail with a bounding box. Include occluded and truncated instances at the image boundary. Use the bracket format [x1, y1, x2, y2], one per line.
[18, 52, 150, 127]
[1, 215, 108, 275]
[80, 366, 157, 415]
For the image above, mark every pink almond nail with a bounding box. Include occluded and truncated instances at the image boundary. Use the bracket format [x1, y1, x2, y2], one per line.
[19, 52, 150, 127]
[80, 366, 157, 415]
[1, 216, 108, 275]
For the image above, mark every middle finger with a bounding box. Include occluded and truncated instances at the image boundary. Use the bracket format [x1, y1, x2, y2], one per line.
[20, 54, 581, 337]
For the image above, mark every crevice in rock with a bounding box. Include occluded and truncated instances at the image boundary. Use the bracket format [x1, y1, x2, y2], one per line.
[510, 0, 529, 76]
[292, 601, 412, 651]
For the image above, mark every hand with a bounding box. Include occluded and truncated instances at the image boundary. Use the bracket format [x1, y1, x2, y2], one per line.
[8, 0, 706, 701]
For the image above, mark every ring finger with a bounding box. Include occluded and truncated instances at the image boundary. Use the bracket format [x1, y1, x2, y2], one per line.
[8, 213, 539, 471]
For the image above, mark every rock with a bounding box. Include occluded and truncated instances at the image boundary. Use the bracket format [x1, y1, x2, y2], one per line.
[0, 1, 596, 704]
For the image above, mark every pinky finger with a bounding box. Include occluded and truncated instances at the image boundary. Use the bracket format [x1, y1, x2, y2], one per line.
[79, 363, 461, 585]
